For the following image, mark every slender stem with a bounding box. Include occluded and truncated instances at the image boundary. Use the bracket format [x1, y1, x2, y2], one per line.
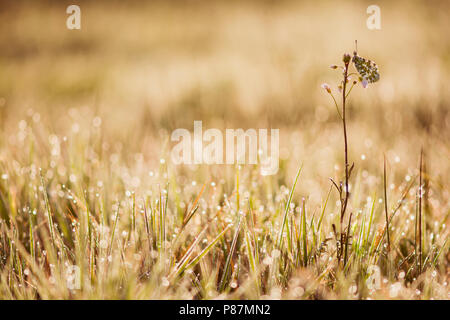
[341, 63, 350, 225]
[338, 61, 352, 267]
[418, 149, 423, 273]
[330, 93, 343, 120]
[383, 155, 390, 252]
[343, 212, 352, 267]
[345, 82, 356, 99]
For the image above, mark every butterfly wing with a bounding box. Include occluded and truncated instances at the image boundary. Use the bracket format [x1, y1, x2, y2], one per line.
[352, 54, 380, 83]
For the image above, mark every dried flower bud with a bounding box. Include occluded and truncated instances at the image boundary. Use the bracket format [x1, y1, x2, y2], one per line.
[330, 65, 338, 69]
[343, 53, 351, 64]
[321, 83, 331, 93]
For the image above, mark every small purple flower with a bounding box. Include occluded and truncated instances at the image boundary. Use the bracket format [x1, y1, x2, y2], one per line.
[361, 78, 369, 88]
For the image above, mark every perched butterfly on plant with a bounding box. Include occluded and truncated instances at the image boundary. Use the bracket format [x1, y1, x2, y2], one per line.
[352, 51, 380, 87]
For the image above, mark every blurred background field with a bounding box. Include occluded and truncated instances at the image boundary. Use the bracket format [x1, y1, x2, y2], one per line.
[1, 0, 449, 182]
[0, 0, 448, 299]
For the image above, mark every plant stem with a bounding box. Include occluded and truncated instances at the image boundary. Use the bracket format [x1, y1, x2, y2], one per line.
[330, 93, 343, 120]
[383, 154, 390, 252]
[340, 62, 350, 261]
[342, 64, 349, 222]
[418, 148, 423, 273]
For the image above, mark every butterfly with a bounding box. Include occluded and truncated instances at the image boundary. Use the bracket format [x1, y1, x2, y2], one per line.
[352, 41, 380, 86]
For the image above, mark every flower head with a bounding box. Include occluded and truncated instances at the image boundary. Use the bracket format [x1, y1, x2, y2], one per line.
[321, 83, 331, 93]
[343, 53, 351, 64]
[361, 78, 369, 88]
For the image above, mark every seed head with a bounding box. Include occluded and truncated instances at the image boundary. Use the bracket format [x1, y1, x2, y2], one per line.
[343, 54, 351, 64]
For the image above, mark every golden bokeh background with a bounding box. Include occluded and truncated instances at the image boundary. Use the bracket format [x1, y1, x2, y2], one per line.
[0, 0, 449, 300]
[0, 0, 449, 212]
